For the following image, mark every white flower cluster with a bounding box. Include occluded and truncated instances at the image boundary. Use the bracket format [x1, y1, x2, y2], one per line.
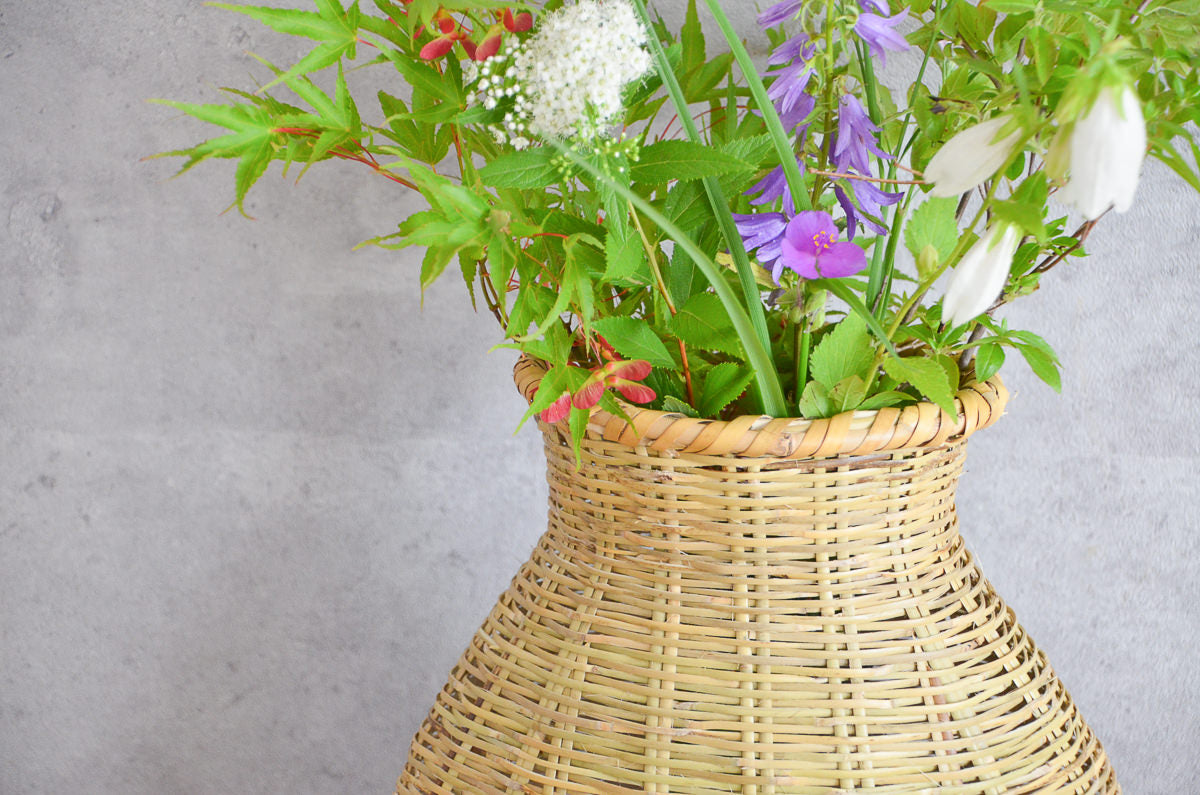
[468, 0, 652, 148]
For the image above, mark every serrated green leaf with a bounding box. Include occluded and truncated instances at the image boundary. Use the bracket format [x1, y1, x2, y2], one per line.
[604, 227, 645, 283]
[211, 2, 359, 91]
[661, 395, 701, 418]
[479, 148, 559, 189]
[667, 293, 744, 357]
[904, 197, 959, 264]
[630, 140, 753, 184]
[699, 362, 753, 417]
[680, 0, 705, 75]
[571, 405, 590, 468]
[233, 134, 274, 214]
[991, 199, 1046, 243]
[809, 313, 875, 390]
[591, 317, 675, 368]
[882, 355, 958, 420]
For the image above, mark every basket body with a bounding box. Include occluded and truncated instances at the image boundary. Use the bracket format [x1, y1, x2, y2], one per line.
[401, 361, 1118, 794]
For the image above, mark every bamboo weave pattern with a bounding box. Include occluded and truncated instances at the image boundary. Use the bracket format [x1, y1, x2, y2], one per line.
[400, 361, 1118, 793]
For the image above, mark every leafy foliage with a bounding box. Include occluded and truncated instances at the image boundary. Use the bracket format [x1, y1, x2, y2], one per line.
[157, 0, 1198, 442]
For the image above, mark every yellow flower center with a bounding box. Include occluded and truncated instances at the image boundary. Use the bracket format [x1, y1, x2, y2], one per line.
[811, 230, 834, 253]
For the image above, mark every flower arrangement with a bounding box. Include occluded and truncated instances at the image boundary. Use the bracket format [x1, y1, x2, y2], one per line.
[158, 0, 1200, 453]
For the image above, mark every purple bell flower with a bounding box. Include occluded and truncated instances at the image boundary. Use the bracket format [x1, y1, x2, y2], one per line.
[733, 212, 790, 278]
[747, 155, 807, 217]
[855, 10, 910, 65]
[833, 95, 890, 175]
[758, 0, 803, 29]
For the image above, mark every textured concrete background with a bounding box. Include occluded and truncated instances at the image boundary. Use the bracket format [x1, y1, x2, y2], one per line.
[1, 2, 1197, 793]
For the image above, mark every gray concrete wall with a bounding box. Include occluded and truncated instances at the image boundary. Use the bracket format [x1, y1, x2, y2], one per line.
[1, 2, 1196, 793]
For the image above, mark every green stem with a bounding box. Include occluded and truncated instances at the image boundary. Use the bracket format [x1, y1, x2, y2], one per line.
[794, 312, 811, 403]
[628, 200, 676, 315]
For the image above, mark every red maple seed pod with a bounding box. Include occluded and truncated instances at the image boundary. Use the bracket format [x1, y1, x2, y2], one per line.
[540, 390, 573, 423]
[460, 38, 479, 60]
[606, 360, 653, 382]
[609, 379, 656, 404]
[419, 36, 458, 61]
[572, 380, 606, 411]
[503, 8, 534, 32]
[473, 30, 503, 61]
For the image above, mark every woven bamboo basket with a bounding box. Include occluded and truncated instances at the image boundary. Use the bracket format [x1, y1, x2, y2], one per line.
[400, 357, 1119, 794]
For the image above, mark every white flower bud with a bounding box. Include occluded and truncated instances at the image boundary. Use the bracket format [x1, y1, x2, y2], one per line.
[1057, 85, 1146, 220]
[942, 223, 1022, 327]
[924, 116, 1022, 198]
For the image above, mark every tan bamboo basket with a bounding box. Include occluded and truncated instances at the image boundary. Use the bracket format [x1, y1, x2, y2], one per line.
[400, 357, 1119, 794]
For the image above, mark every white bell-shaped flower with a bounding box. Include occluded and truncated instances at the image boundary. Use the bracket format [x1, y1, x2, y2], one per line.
[942, 223, 1022, 327]
[1058, 85, 1146, 220]
[924, 116, 1022, 197]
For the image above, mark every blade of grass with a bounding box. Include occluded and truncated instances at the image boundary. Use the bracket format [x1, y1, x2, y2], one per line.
[630, 0, 774, 398]
[701, 0, 810, 213]
[556, 144, 788, 417]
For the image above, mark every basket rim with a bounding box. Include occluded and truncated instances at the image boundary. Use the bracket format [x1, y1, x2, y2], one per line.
[515, 356, 1009, 459]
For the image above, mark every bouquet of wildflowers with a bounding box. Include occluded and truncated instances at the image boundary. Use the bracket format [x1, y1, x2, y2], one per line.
[159, 0, 1200, 451]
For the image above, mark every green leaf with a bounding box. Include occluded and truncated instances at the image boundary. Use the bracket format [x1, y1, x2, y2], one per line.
[809, 279, 901, 359]
[699, 363, 754, 417]
[904, 197, 960, 265]
[1010, 332, 1062, 392]
[991, 199, 1047, 243]
[605, 227, 646, 283]
[680, 0, 705, 75]
[591, 317, 675, 369]
[974, 343, 1005, 383]
[882, 355, 958, 420]
[522, 322, 573, 368]
[858, 390, 911, 410]
[798, 382, 833, 419]
[808, 313, 875, 390]
[661, 396, 701, 418]
[568, 405, 592, 468]
[210, 1, 359, 92]
[1018, 346, 1061, 392]
[829, 375, 869, 414]
[667, 294, 744, 357]
[479, 148, 559, 189]
[233, 135, 274, 215]
[629, 140, 753, 184]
